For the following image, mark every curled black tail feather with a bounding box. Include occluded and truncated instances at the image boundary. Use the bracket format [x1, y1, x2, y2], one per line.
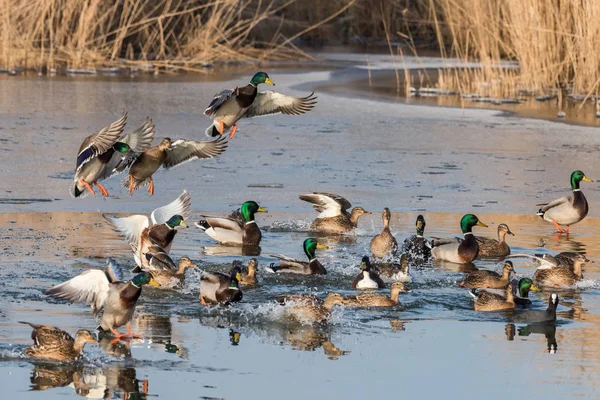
[195, 220, 210, 231]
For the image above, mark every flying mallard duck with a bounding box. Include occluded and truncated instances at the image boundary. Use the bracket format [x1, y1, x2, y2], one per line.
[204, 71, 317, 138]
[430, 214, 487, 264]
[124, 136, 227, 195]
[132, 243, 197, 289]
[352, 256, 385, 289]
[275, 293, 344, 325]
[46, 259, 160, 341]
[72, 113, 156, 197]
[536, 170, 592, 233]
[268, 238, 329, 275]
[195, 201, 268, 246]
[470, 283, 516, 312]
[199, 266, 243, 305]
[370, 208, 398, 258]
[19, 322, 97, 361]
[103, 190, 190, 268]
[402, 215, 431, 265]
[508, 253, 589, 287]
[458, 261, 514, 289]
[232, 259, 258, 286]
[476, 223, 514, 258]
[343, 282, 409, 307]
[299, 192, 371, 234]
[509, 294, 559, 323]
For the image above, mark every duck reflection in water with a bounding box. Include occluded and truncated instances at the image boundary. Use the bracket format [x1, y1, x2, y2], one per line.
[29, 363, 150, 399]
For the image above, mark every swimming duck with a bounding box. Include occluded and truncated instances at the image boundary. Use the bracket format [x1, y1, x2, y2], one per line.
[72, 114, 156, 197]
[536, 170, 592, 233]
[374, 253, 411, 282]
[299, 192, 371, 234]
[204, 72, 317, 138]
[552, 252, 591, 268]
[510, 294, 559, 323]
[533, 261, 585, 288]
[46, 259, 160, 340]
[268, 238, 329, 275]
[275, 293, 344, 325]
[352, 256, 385, 289]
[19, 322, 97, 361]
[470, 284, 516, 312]
[510, 278, 540, 305]
[235, 258, 258, 286]
[402, 215, 431, 265]
[124, 136, 228, 195]
[476, 223, 514, 258]
[431, 214, 487, 264]
[343, 282, 409, 307]
[458, 261, 514, 289]
[195, 201, 268, 246]
[370, 208, 398, 258]
[199, 267, 243, 305]
[133, 244, 197, 288]
[104, 190, 190, 267]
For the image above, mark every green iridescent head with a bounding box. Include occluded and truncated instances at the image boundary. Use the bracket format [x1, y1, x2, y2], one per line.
[460, 214, 487, 234]
[416, 215, 426, 236]
[570, 170, 592, 190]
[303, 238, 329, 260]
[240, 201, 268, 222]
[112, 142, 130, 153]
[166, 215, 187, 229]
[518, 278, 539, 298]
[250, 72, 274, 86]
[131, 271, 160, 287]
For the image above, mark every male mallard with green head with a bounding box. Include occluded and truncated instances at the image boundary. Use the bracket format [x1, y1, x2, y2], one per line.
[276, 293, 344, 325]
[352, 256, 385, 289]
[195, 201, 268, 246]
[402, 215, 431, 265]
[46, 259, 160, 341]
[459, 261, 514, 289]
[299, 192, 371, 234]
[476, 223, 514, 258]
[20, 322, 97, 361]
[269, 238, 329, 275]
[431, 214, 487, 264]
[204, 72, 317, 138]
[343, 282, 409, 307]
[72, 114, 156, 197]
[125, 135, 227, 195]
[537, 170, 592, 233]
[509, 278, 540, 305]
[199, 266, 243, 305]
[470, 284, 516, 312]
[370, 208, 398, 258]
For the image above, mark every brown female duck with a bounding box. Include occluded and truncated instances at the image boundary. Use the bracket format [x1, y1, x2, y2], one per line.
[137, 245, 197, 288]
[299, 192, 371, 234]
[370, 208, 398, 258]
[343, 282, 409, 307]
[20, 322, 97, 361]
[237, 258, 258, 285]
[199, 266, 243, 305]
[476, 223, 514, 257]
[459, 261, 514, 289]
[276, 293, 344, 324]
[470, 284, 516, 312]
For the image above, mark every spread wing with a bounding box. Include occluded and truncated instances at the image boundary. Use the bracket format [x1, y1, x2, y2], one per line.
[537, 196, 571, 213]
[103, 213, 150, 246]
[506, 253, 558, 269]
[46, 269, 112, 317]
[299, 192, 351, 218]
[162, 136, 228, 169]
[150, 190, 191, 224]
[105, 258, 124, 282]
[76, 112, 127, 173]
[204, 89, 235, 117]
[245, 91, 317, 118]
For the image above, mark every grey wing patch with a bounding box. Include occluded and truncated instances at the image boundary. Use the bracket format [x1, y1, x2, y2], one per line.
[537, 196, 570, 212]
[204, 89, 235, 117]
[151, 189, 192, 224]
[76, 112, 128, 173]
[245, 91, 317, 118]
[162, 136, 228, 169]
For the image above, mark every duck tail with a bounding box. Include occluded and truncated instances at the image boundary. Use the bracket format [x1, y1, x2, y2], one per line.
[205, 123, 220, 138]
[536, 209, 545, 217]
[469, 289, 479, 300]
[195, 220, 210, 231]
[70, 181, 86, 198]
[264, 262, 279, 273]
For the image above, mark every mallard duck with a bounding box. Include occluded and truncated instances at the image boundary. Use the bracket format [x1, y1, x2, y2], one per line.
[72, 114, 156, 197]
[552, 252, 591, 268]
[510, 293, 559, 323]
[509, 252, 588, 287]
[199, 266, 243, 305]
[275, 293, 344, 324]
[510, 278, 540, 305]
[46, 259, 160, 340]
[458, 261, 514, 289]
[195, 201, 268, 246]
[402, 215, 431, 265]
[470, 284, 516, 311]
[268, 238, 329, 275]
[343, 282, 409, 307]
[536, 170, 592, 233]
[134, 244, 197, 289]
[374, 253, 411, 281]
[352, 256, 385, 289]
[103, 190, 190, 267]
[124, 136, 227, 195]
[204, 71, 317, 138]
[19, 322, 97, 361]
[476, 223, 514, 257]
[370, 208, 397, 258]
[431, 214, 487, 264]
[299, 192, 371, 234]
[235, 258, 258, 286]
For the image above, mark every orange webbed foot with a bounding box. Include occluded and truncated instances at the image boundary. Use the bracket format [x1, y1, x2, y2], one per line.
[129, 175, 134, 195]
[216, 120, 225, 135]
[229, 124, 238, 138]
[79, 179, 95, 195]
[95, 182, 109, 196]
[147, 177, 154, 196]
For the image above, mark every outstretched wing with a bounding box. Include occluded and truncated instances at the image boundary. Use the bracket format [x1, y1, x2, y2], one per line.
[204, 89, 235, 117]
[245, 91, 317, 118]
[162, 136, 228, 169]
[103, 213, 150, 245]
[76, 112, 127, 173]
[150, 190, 191, 225]
[299, 192, 351, 218]
[46, 269, 111, 317]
